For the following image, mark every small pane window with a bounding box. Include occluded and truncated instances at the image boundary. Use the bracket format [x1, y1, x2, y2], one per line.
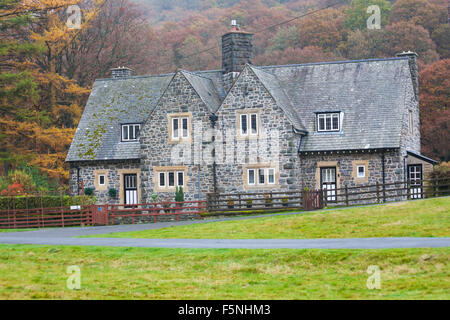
[241, 114, 248, 135]
[182, 118, 188, 138]
[99, 175, 105, 185]
[121, 124, 140, 141]
[250, 114, 258, 135]
[248, 169, 255, 185]
[168, 172, 175, 187]
[317, 113, 340, 132]
[258, 169, 265, 185]
[172, 118, 179, 139]
[177, 172, 184, 187]
[159, 172, 166, 187]
[268, 168, 275, 184]
[357, 165, 365, 178]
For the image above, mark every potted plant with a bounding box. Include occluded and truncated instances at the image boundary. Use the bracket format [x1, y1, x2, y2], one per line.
[227, 197, 234, 209]
[282, 197, 289, 207]
[108, 188, 117, 199]
[246, 199, 253, 209]
[84, 187, 95, 196]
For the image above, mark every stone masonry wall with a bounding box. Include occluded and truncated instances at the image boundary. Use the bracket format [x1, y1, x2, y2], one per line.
[140, 72, 215, 202]
[69, 160, 140, 204]
[215, 66, 301, 194]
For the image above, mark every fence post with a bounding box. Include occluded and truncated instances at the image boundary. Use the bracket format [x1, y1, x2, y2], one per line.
[40, 191, 44, 228]
[238, 194, 241, 210]
[433, 180, 437, 198]
[407, 179, 411, 200]
[13, 196, 16, 229]
[60, 191, 64, 228]
[345, 186, 349, 206]
[376, 182, 380, 203]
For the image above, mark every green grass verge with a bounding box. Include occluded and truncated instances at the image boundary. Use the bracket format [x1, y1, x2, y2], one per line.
[0, 245, 448, 299]
[85, 198, 450, 239]
[0, 229, 33, 233]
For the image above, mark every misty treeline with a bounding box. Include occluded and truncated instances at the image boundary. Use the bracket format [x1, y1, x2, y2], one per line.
[0, 0, 448, 191]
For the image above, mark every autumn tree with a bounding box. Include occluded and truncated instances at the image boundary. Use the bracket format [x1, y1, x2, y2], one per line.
[344, 0, 391, 31]
[419, 59, 450, 161]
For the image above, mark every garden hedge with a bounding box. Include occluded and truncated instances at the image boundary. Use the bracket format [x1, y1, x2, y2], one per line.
[0, 195, 97, 210]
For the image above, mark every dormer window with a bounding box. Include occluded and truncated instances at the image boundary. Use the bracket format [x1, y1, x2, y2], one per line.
[121, 124, 140, 142]
[317, 113, 340, 132]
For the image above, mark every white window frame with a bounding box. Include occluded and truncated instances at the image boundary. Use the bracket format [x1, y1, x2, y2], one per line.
[181, 117, 189, 138]
[357, 165, 365, 178]
[268, 168, 275, 185]
[247, 169, 256, 185]
[250, 113, 258, 135]
[98, 174, 106, 186]
[172, 118, 180, 140]
[240, 114, 248, 136]
[159, 172, 166, 188]
[317, 113, 340, 132]
[121, 124, 141, 142]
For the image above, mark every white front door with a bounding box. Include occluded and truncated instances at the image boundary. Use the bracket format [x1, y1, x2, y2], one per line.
[321, 167, 336, 202]
[408, 165, 423, 199]
[124, 174, 138, 205]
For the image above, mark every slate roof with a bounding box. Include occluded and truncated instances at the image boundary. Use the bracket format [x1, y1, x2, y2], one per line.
[254, 57, 412, 152]
[67, 56, 414, 161]
[66, 74, 174, 162]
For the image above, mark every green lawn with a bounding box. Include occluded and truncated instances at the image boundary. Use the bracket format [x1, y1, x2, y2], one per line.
[0, 245, 448, 299]
[0, 229, 32, 233]
[86, 198, 450, 239]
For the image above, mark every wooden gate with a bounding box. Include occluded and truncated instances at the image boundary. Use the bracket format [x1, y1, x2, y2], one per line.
[92, 205, 109, 226]
[303, 190, 323, 211]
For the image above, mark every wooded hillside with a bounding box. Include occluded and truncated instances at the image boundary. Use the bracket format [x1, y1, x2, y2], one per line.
[0, 0, 448, 190]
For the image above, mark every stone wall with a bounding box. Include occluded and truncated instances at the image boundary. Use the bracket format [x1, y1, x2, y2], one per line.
[140, 72, 215, 203]
[215, 66, 301, 194]
[68, 160, 141, 204]
[299, 150, 406, 204]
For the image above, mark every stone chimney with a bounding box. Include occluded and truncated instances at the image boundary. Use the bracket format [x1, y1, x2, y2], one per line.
[396, 51, 419, 101]
[111, 66, 133, 79]
[222, 20, 253, 91]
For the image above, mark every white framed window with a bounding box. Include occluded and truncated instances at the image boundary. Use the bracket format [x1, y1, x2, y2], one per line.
[172, 118, 179, 139]
[121, 124, 141, 141]
[317, 113, 340, 132]
[258, 168, 265, 185]
[98, 175, 106, 186]
[168, 172, 175, 187]
[357, 165, 365, 178]
[159, 172, 166, 187]
[177, 171, 184, 187]
[247, 169, 255, 185]
[169, 114, 191, 142]
[239, 112, 259, 137]
[155, 167, 187, 191]
[268, 168, 275, 184]
[245, 167, 277, 188]
[240, 114, 248, 135]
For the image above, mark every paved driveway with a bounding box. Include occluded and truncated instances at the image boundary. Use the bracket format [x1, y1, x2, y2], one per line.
[0, 218, 449, 249]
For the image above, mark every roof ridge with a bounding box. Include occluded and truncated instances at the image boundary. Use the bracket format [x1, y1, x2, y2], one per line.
[257, 57, 408, 70]
[95, 73, 175, 82]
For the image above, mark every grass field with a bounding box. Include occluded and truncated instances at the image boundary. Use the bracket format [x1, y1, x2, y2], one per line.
[0, 245, 448, 299]
[85, 198, 450, 239]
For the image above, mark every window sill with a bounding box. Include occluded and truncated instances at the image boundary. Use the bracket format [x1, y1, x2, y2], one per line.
[313, 131, 343, 136]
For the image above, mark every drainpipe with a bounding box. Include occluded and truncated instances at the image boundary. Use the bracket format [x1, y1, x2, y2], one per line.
[76, 166, 81, 196]
[381, 152, 386, 202]
[209, 114, 219, 193]
[197, 165, 201, 200]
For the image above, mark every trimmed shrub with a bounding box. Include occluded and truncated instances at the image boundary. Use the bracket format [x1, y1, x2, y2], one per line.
[108, 188, 117, 198]
[84, 187, 95, 196]
[0, 195, 97, 210]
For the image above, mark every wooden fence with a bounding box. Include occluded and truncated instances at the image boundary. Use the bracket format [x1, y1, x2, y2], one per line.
[97, 200, 207, 225]
[206, 190, 304, 214]
[206, 178, 450, 214]
[0, 205, 93, 229]
[0, 200, 207, 229]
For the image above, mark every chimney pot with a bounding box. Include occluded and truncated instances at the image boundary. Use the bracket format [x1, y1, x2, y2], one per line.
[111, 67, 133, 78]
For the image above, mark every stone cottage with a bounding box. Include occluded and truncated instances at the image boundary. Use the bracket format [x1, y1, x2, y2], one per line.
[66, 23, 436, 205]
